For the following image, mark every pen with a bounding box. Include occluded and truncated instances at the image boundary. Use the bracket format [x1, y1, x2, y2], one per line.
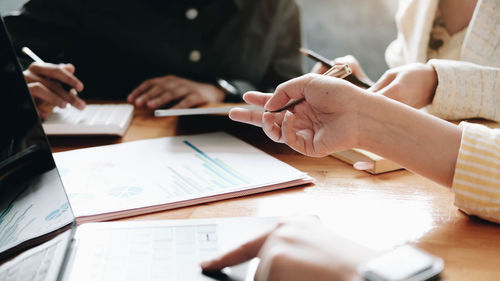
[21, 47, 44, 64]
[21, 46, 80, 112]
[269, 64, 352, 113]
[299, 47, 373, 89]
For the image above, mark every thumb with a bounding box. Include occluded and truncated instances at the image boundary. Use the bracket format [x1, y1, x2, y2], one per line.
[375, 78, 399, 101]
[311, 61, 331, 74]
[368, 71, 396, 93]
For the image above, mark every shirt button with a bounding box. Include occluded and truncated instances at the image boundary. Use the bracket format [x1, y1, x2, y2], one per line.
[185, 8, 198, 20]
[189, 50, 201, 62]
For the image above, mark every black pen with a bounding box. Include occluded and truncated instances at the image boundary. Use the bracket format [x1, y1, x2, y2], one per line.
[299, 47, 373, 89]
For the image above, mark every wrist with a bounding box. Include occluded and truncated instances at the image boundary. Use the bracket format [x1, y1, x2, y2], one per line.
[423, 63, 438, 104]
[355, 92, 462, 186]
[354, 93, 390, 151]
[215, 78, 242, 102]
[203, 83, 225, 103]
[212, 85, 225, 102]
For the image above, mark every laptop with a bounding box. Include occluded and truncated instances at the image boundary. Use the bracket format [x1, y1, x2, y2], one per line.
[0, 16, 276, 280]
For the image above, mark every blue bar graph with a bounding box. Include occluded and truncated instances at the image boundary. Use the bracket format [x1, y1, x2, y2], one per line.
[183, 140, 251, 184]
[164, 140, 254, 197]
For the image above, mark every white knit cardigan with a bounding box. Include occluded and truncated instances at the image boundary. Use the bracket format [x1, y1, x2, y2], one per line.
[385, 0, 500, 122]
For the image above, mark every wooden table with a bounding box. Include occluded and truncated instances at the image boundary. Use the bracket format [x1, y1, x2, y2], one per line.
[50, 107, 500, 281]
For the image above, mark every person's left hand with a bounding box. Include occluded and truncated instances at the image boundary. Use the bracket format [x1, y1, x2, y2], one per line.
[369, 63, 438, 109]
[127, 75, 225, 109]
[201, 218, 376, 281]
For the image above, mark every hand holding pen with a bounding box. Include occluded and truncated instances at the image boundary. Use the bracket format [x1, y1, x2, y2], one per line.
[268, 64, 352, 112]
[21, 47, 85, 119]
[228, 73, 368, 157]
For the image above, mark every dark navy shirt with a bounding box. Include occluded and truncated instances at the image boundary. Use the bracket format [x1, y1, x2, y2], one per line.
[4, 0, 302, 100]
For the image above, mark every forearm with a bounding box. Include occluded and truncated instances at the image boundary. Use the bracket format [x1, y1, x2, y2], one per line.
[358, 95, 462, 187]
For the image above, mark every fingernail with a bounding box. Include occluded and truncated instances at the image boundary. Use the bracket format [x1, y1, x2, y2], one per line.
[76, 83, 84, 91]
[353, 161, 375, 170]
[60, 102, 67, 108]
[78, 101, 86, 110]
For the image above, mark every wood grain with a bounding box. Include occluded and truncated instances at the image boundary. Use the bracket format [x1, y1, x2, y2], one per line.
[51, 105, 500, 281]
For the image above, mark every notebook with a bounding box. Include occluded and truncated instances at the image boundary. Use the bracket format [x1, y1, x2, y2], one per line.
[53, 132, 313, 223]
[331, 149, 403, 174]
[0, 15, 276, 280]
[42, 104, 134, 136]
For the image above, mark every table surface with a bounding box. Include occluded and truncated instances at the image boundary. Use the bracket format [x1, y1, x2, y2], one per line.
[50, 106, 500, 281]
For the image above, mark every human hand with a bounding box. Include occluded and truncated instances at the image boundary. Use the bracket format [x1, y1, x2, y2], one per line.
[369, 63, 438, 109]
[229, 74, 370, 157]
[23, 62, 86, 119]
[201, 218, 376, 281]
[127, 75, 225, 109]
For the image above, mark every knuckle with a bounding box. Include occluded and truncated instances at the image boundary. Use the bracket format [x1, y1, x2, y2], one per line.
[304, 73, 318, 80]
[190, 91, 202, 98]
[381, 71, 394, 80]
[148, 85, 160, 93]
[31, 82, 44, 91]
[66, 93, 77, 102]
[53, 68, 65, 76]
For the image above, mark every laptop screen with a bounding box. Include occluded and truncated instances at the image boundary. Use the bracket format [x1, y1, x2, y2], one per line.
[0, 16, 74, 260]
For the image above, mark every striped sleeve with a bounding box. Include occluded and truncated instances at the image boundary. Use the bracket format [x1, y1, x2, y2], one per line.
[452, 122, 500, 223]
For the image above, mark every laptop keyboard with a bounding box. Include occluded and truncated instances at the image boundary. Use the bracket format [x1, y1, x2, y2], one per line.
[44, 104, 133, 126]
[70, 224, 219, 281]
[0, 224, 219, 281]
[0, 242, 59, 281]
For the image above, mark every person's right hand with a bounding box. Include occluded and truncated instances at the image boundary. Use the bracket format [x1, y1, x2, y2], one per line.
[229, 74, 371, 157]
[201, 218, 377, 281]
[23, 62, 85, 119]
[311, 55, 373, 85]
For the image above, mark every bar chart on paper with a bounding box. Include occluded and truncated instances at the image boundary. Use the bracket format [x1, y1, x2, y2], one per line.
[167, 140, 252, 196]
[53, 132, 311, 221]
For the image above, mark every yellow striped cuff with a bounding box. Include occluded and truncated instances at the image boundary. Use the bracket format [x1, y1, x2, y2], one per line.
[452, 122, 500, 223]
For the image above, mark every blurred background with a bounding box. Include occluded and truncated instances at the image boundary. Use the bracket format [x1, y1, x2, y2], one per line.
[0, 0, 397, 80]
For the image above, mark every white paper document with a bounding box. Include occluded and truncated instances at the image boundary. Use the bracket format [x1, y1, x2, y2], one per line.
[53, 132, 312, 222]
[154, 105, 260, 117]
